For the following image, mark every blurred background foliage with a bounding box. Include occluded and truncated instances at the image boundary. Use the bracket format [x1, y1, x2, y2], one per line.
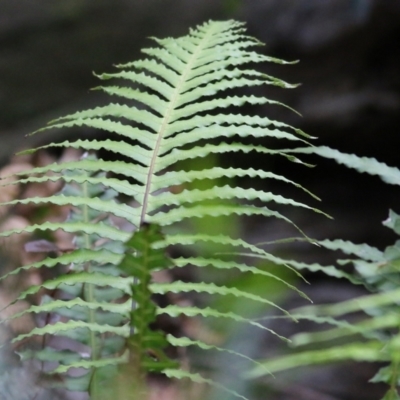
[1, 1, 400, 399]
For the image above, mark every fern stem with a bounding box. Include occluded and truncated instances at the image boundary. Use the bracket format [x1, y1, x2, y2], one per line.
[130, 276, 138, 337]
[138, 23, 214, 226]
[389, 357, 400, 398]
[81, 179, 100, 398]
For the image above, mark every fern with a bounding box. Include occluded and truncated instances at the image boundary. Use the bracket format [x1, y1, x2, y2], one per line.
[0, 20, 329, 398]
[247, 150, 400, 400]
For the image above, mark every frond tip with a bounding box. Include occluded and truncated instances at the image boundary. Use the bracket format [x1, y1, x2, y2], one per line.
[25, 19, 317, 231]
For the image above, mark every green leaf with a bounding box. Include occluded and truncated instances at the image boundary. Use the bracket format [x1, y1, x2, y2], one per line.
[295, 287, 400, 317]
[381, 390, 400, 400]
[163, 368, 249, 400]
[11, 321, 130, 344]
[53, 351, 129, 374]
[246, 342, 388, 378]
[318, 239, 384, 262]
[166, 334, 273, 377]
[158, 304, 289, 342]
[0, 249, 122, 283]
[151, 280, 293, 319]
[291, 146, 400, 186]
[383, 210, 400, 235]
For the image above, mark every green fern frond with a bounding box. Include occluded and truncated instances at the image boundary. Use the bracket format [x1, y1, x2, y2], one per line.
[0, 19, 327, 397]
[248, 171, 400, 399]
[23, 20, 319, 230]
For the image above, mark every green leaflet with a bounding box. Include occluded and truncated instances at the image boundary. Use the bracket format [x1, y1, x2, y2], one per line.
[3, 157, 147, 183]
[318, 239, 384, 262]
[151, 166, 319, 199]
[381, 390, 400, 400]
[291, 146, 400, 186]
[290, 313, 400, 346]
[172, 256, 308, 299]
[151, 280, 293, 319]
[231, 251, 361, 284]
[0, 194, 139, 221]
[0, 249, 123, 283]
[3, 297, 131, 323]
[163, 368, 249, 400]
[11, 320, 130, 345]
[166, 334, 272, 377]
[0, 221, 130, 242]
[246, 342, 388, 378]
[150, 186, 324, 213]
[18, 138, 152, 165]
[53, 351, 129, 374]
[158, 304, 289, 343]
[295, 287, 400, 317]
[156, 143, 312, 170]
[7, 272, 132, 303]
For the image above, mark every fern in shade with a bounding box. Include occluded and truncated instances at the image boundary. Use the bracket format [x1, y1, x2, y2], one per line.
[0, 20, 333, 398]
[247, 150, 400, 400]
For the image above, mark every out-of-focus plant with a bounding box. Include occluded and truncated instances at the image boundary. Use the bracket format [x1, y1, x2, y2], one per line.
[248, 149, 400, 400]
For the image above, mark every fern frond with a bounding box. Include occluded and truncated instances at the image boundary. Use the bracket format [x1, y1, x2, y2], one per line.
[249, 204, 400, 399]
[1, 20, 327, 397]
[27, 20, 318, 232]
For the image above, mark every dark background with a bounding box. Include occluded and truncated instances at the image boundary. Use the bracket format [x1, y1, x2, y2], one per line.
[1, 1, 399, 399]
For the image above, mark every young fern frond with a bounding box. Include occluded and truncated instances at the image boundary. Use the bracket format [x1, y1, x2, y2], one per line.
[0, 20, 329, 397]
